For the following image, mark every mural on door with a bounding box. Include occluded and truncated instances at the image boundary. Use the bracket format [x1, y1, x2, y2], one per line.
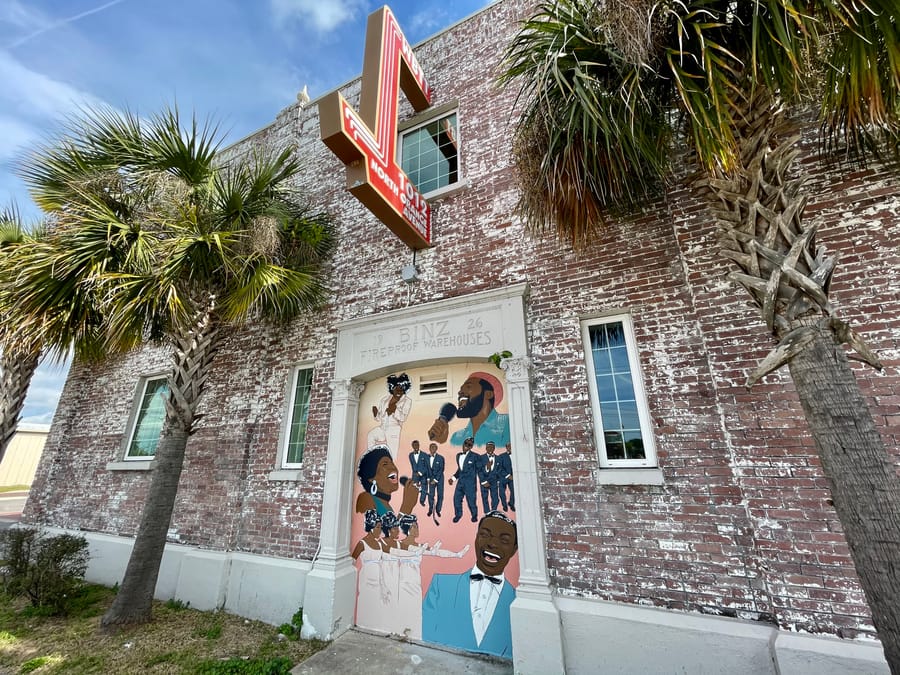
[351, 362, 519, 658]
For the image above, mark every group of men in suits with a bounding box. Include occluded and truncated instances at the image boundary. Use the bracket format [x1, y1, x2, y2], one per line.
[409, 437, 514, 524]
[408, 439, 447, 517]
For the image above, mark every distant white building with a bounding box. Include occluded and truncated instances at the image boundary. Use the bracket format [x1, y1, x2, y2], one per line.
[0, 423, 49, 488]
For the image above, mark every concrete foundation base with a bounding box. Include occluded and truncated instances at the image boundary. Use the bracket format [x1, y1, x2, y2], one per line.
[47, 528, 310, 627]
[298, 555, 357, 640]
[41, 529, 890, 673]
[556, 596, 889, 675]
[510, 589, 565, 674]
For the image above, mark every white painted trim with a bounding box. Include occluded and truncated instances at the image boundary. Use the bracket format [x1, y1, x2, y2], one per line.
[106, 460, 154, 471]
[267, 469, 302, 481]
[595, 467, 664, 485]
[580, 314, 658, 469]
[277, 364, 315, 469]
[120, 373, 168, 461]
[335, 283, 528, 332]
[397, 108, 462, 199]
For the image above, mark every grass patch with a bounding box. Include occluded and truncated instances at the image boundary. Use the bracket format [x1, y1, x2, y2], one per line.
[0, 584, 327, 673]
[0, 485, 29, 494]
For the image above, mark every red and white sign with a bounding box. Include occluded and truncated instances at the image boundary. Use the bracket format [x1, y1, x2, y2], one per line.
[320, 6, 433, 249]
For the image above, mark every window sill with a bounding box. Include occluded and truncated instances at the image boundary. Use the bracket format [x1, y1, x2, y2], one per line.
[596, 468, 664, 485]
[268, 469, 302, 482]
[424, 180, 468, 202]
[107, 460, 155, 471]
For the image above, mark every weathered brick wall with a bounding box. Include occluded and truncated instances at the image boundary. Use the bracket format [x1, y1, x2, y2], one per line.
[26, 0, 900, 639]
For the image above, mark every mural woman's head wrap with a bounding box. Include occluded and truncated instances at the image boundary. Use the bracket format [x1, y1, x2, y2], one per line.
[386, 372, 412, 394]
[398, 513, 418, 535]
[363, 509, 379, 533]
[380, 511, 401, 537]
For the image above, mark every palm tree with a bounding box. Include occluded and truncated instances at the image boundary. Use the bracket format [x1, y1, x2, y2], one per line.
[0, 210, 42, 460]
[16, 106, 336, 628]
[501, 0, 900, 669]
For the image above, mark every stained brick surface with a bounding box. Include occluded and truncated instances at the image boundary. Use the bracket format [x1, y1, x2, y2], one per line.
[24, 0, 900, 640]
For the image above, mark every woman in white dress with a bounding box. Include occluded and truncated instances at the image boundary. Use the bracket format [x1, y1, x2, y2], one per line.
[352, 509, 385, 632]
[366, 373, 412, 457]
[392, 514, 470, 640]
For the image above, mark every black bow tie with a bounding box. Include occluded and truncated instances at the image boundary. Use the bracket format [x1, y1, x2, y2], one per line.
[470, 573, 501, 585]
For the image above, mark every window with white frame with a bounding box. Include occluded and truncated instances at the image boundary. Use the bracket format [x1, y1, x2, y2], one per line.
[400, 111, 459, 195]
[582, 315, 657, 468]
[282, 366, 313, 467]
[125, 375, 169, 459]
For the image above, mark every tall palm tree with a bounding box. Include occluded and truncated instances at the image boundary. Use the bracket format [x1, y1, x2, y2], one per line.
[16, 106, 336, 628]
[501, 0, 900, 669]
[0, 208, 130, 462]
[0, 210, 42, 461]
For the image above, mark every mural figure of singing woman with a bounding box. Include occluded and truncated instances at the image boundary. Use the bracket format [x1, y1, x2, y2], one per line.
[355, 445, 420, 516]
[367, 373, 412, 457]
[351, 509, 384, 632]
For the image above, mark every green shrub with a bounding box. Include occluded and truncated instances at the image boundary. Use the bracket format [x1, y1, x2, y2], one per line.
[196, 620, 222, 640]
[0, 528, 89, 615]
[20, 655, 61, 673]
[276, 607, 303, 641]
[165, 597, 190, 611]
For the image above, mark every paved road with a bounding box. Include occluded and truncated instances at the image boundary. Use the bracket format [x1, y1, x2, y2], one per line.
[0, 494, 27, 530]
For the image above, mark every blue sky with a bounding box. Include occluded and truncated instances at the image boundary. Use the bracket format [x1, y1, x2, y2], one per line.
[1, 0, 493, 424]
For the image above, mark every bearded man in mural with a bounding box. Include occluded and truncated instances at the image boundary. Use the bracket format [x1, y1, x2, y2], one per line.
[428, 372, 510, 448]
[421, 511, 518, 658]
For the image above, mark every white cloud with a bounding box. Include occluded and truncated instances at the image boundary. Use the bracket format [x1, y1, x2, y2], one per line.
[407, 8, 450, 39]
[0, 51, 104, 122]
[0, 0, 47, 36]
[270, 0, 363, 32]
[0, 115, 36, 162]
[20, 359, 71, 423]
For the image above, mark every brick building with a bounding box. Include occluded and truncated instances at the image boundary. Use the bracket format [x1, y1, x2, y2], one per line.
[24, 1, 899, 672]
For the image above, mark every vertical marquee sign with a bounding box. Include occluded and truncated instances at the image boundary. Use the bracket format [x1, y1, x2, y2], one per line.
[319, 6, 433, 249]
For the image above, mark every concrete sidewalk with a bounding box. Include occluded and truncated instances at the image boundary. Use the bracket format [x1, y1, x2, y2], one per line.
[292, 629, 513, 675]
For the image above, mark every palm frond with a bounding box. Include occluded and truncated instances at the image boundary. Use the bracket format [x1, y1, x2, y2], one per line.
[501, 0, 669, 246]
[220, 259, 328, 323]
[819, 0, 900, 157]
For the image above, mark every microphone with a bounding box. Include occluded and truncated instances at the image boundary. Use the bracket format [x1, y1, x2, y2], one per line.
[429, 403, 458, 441]
[438, 402, 457, 422]
[399, 476, 409, 486]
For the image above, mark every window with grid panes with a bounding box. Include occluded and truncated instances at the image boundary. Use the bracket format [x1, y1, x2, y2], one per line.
[283, 367, 313, 466]
[125, 376, 169, 459]
[581, 316, 657, 467]
[400, 112, 459, 195]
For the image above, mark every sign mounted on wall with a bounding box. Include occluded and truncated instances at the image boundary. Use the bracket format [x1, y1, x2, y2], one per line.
[319, 6, 433, 249]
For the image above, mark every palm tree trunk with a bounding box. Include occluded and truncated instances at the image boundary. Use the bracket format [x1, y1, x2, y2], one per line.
[788, 321, 900, 672]
[0, 338, 41, 461]
[101, 300, 221, 629]
[704, 85, 900, 670]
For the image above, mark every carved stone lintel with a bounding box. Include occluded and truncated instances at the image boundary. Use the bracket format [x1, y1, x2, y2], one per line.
[500, 356, 531, 383]
[329, 378, 366, 401]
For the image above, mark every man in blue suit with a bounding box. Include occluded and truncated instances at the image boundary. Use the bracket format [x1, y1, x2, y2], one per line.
[422, 511, 518, 658]
[496, 444, 513, 512]
[478, 441, 502, 512]
[408, 439, 427, 505]
[424, 441, 445, 517]
[449, 437, 481, 523]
